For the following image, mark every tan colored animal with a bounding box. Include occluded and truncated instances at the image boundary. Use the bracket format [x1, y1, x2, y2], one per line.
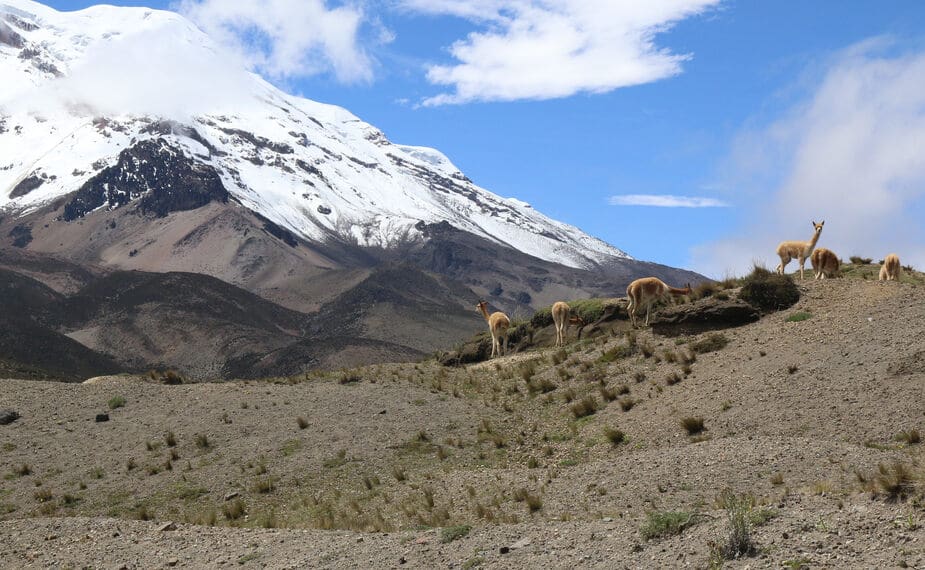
[776, 220, 825, 279]
[551, 302, 586, 347]
[626, 278, 692, 328]
[476, 300, 510, 358]
[879, 253, 901, 281]
[810, 247, 839, 279]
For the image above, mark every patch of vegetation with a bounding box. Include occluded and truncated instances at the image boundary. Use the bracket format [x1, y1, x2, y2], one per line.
[223, 498, 246, 520]
[570, 395, 599, 418]
[604, 427, 626, 445]
[619, 398, 636, 412]
[711, 491, 758, 560]
[640, 510, 697, 540]
[296, 416, 309, 429]
[599, 344, 636, 363]
[681, 417, 705, 435]
[441, 524, 471, 543]
[895, 430, 921, 445]
[786, 311, 812, 322]
[108, 395, 126, 409]
[527, 376, 557, 395]
[739, 266, 799, 312]
[339, 372, 362, 384]
[876, 462, 918, 502]
[849, 256, 873, 265]
[195, 434, 210, 450]
[513, 488, 543, 512]
[691, 333, 729, 354]
[323, 449, 348, 469]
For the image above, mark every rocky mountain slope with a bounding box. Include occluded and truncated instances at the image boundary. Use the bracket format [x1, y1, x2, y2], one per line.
[1, 275, 924, 568]
[0, 1, 705, 375]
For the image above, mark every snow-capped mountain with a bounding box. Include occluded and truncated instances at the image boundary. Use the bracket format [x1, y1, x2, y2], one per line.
[0, 0, 631, 270]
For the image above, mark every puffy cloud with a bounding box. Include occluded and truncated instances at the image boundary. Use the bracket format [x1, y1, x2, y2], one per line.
[399, 0, 721, 105]
[175, 0, 374, 83]
[690, 41, 925, 278]
[609, 194, 730, 208]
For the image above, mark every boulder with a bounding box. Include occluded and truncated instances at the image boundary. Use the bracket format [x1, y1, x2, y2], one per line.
[0, 409, 19, 425]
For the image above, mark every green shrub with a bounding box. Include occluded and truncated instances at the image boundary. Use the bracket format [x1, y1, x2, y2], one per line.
[713, 491, 758, 559]
[786, 311, 812, 322]
[691, 333, 729, 353]
[108, 395, 126, 410]
[640, 510, 697, 540]
[441, 525, 471, 543]
[739, 266, 799, 312]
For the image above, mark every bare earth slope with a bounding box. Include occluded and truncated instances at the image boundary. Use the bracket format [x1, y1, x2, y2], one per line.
[1, 277, 925, 568]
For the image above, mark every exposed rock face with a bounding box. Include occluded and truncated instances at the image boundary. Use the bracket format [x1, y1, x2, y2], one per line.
[62, 138, 229, 221]
[651, 297, 761, 336]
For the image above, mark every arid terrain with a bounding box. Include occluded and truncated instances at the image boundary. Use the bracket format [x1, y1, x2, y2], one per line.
[2, 266, 925, 569]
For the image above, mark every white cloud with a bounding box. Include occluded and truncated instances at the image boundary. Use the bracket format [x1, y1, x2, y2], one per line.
[690, 41, 925, 279]
[175, 0, 374, 83]
[399, 0, 721, 105]
[1, 23, 260, 120]
[609, 194, 730, 208]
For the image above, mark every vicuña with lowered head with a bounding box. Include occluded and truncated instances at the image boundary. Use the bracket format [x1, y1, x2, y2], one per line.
[810, 247, 839, 279]
[879, 253, 901, 281]
[476, 300, 511, 359]
[551, 301, 586, 347]
[626, 278, 692, 328]
[776, 220, 824, 279]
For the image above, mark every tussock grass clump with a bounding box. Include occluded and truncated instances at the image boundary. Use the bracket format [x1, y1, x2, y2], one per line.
[339, 372, 362, 385]
[599, 344, 636, 363]
[739, 266, 799, 311]
[528, 376, 557, 395]
[711, 491, 758, 560]
[896, 430, 921, 445]
[640, 510, 697, 540]
[164, 431, 177, 447]
[876, 462, 918, 502]
[297, 416, 309, 429]
[619, 398, 636, 412]
[691, 333, 729, 354]
[603, 427, 626, 445]
[441, 524, 471, 543]
[223, 498, 246, 520]
[849, 256, 873, 265]
[513, 488, 543, 512]
[666, 372, 682, 386]
[108, 395, 126, 409]
[14, 464, 30, 477]
[786, 311, 812, 322]
[570, 395, 599, 418]
[680, 417, 705, 435]
[195, 434, 210, 450]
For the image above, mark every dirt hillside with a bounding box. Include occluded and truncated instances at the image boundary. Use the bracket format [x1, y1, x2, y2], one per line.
[1, 274, 924, 568]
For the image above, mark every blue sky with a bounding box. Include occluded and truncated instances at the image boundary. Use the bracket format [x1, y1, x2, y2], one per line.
[40, 1, 925, 277]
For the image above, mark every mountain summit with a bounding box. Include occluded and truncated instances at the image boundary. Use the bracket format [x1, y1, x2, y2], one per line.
[0, 0, 629, 270]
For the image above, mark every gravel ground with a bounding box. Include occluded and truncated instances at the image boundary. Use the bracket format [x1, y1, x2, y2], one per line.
[1, 277, 924, 568]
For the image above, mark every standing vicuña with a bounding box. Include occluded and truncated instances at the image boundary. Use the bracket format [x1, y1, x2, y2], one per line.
[551, 302, 586, 347]
[776, 220, 825, 279]
[476, 300, 510, 358]
[810, 248, 839, 279]
[626, 278, 692, 328]
[879, 253, 901, 281]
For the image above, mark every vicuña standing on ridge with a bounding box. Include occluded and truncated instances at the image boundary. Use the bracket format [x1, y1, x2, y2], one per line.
[880, 253, 901, 281]
[551, 302, 586, 347]
[476, 300, 511, 359]
[626, 278, 692, 328]
[811, 247, 839, 279]
[776, 220, 825, 279]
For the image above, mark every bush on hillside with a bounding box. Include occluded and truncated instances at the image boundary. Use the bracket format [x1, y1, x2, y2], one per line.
[530, 298, 607, 329]
[738, 266, 799, 312]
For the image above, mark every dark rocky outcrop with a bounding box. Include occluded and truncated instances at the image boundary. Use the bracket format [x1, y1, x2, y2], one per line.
[9, 174, 44, 198]
[63, 138, 229, 221]
[651, 297, 761, 336]
[7, 225, 32, 248]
